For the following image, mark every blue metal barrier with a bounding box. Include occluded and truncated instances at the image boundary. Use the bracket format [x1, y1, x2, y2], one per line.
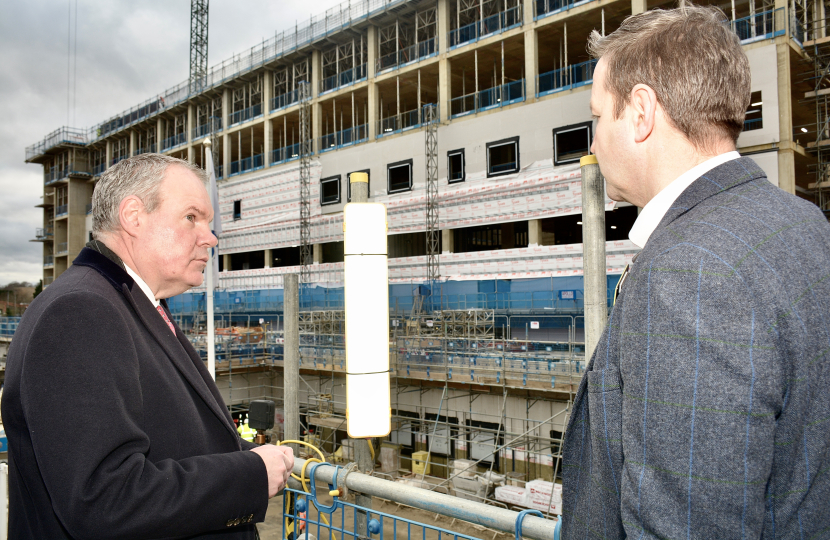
[284, 487, 485, 540]
[0, 317, 21, 338]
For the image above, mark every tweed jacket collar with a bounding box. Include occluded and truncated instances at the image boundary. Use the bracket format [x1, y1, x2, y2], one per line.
[648, 156, 766, 246]
[72, 247, 239, 445]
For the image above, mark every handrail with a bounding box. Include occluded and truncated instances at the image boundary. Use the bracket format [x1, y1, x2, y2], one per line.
[290, 457, 558, 540]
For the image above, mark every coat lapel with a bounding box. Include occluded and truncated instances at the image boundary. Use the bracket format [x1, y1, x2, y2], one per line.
[74, 248, 239, 444]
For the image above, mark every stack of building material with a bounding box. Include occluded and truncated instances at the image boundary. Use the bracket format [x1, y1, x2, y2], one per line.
[493, 479, 562, 515]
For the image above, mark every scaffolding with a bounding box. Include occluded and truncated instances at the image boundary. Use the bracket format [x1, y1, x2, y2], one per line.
[299, 81, 313, 283]
[806, 9, 830, 211]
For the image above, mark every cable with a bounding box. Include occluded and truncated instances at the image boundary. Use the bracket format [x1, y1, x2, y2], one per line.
[275, 439, 337, 540]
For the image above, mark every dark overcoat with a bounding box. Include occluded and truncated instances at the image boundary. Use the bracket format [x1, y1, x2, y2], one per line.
[3, 247, 268, 539]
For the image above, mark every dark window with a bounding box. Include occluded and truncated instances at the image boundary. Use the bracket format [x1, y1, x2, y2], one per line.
[453, 222, 528, 253]
[229, 250, 265, 271]
[347, 169, 370, 202]
[321, 241, 344, 263]
[606, 205, 638, 241]
[553, 121, 592, 165]
[387, 159, 413, 194]
[744, 91, 763, 132]
[486, 136, 519, 177]
[233, 200, 241, 220]
[448, 149, 465, 183]
[320, 175, 341, 206]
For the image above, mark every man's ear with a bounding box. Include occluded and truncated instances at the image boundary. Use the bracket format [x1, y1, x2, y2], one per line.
[118, 196, 145, 238]
[629, 83, 658, 144]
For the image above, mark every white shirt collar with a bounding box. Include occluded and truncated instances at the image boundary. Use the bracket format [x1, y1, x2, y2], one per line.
[628, 151, 740, 248]
[124, 264, 160, 308]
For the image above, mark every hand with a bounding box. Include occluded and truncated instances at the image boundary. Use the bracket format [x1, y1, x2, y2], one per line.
[250, 444, 295, 498]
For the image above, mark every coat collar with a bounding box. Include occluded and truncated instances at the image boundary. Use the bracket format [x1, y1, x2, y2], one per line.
[652, 156, 766, 237]
[72, 247, 240, 446]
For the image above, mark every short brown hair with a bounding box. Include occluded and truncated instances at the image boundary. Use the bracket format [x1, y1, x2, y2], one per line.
[588, 2, 751, 150]
[92, 154, 209, 238]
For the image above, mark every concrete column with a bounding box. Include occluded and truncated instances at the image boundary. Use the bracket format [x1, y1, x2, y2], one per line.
[580, 156, 607, 360]
[528, 219, 542, 246]
[524, 28, 538, 101]
[222, 89, 231, 178]
[263, 71, 273, 166]
[223, 253, 231, 272]
[311, 50, 321, 99]
[775, 38, 795, 195]
[105, 140, 112, 169]
[187, 103, 195, 163]
[129, 130, 136, 157]
[313, 244, 322, 264]
[438, 57, 452, 123]
[368, 83, 378, 139]
[156, 117, 164, 154]
[264, 248, 272, 268]
[441, 229, 454, 253]
[367, 25, 378, 79]
[437, 0, 450, 53]
[283, 274, 300, 455]
[631, 0, 647, 14]
[313, 102, 323, 154]
[523, 0, 535, 22]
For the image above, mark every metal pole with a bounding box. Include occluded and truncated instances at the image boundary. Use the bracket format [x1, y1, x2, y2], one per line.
[291, 457, 558, 540]
[284, 274, 300, 455]
[580, 155, 607, 360]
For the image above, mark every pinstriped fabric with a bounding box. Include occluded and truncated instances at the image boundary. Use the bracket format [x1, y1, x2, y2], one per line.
[561, 158, 830, 539]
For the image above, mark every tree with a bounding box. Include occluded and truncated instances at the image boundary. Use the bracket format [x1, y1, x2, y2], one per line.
[33, 279, 43, 299]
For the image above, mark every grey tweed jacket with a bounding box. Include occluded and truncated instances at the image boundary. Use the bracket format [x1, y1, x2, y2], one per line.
[561, 157, 830, 539]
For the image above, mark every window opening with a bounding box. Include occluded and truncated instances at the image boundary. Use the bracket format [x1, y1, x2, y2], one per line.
[448, 149, 465, 183]
[487, 136, 519, 177]
[321, 175, 341, 205]
[387, 159, 413, 194]
[553, 121, 592, 165]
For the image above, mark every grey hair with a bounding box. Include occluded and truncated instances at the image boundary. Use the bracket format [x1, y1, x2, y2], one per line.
[91, 153, 209, 238]
[587, 2, 751, 150]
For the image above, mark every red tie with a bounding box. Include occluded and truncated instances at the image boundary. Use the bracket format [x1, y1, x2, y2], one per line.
[156, 305, 176, 335]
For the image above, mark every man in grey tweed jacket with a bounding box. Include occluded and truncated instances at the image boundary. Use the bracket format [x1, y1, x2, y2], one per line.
[561, 4, 830, 539]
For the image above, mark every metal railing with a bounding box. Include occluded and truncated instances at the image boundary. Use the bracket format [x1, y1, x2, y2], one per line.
[93, 163, 106, 176]
[229, 103, 263, 127]
[229, 154, 265, 176]
[377, 38, 437, 73]
[161, 132, 187, 151]
[732, 8, 786, 43]
[535, 0, 593, 19]
[44, 276, 54, 286]
[537, 59, 597, 97]
[450, 80, 525, 118]
[44, 167, 69, 185]
[378, 104, 438, 136]
[271, 88, 301, 111]
[25, 127, 88, 161]
[319, 124, 369, 152]
[43, 256, 54, 267]
[55, 205, 68, 217]
[744, 118, 763, 131]
[192, 118, 222, 140]
[56, 242, 68, 255]
[448, 6, 522, 49]
[133, 144, 156, 155]
[319, 64, 367, 94]
[111, 154, 128, 166]
[35, 227, 53, 240]
[271, 142, 302, 165]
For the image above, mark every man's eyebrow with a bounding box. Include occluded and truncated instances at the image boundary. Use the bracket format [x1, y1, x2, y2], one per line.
[185, 205, 209, 217]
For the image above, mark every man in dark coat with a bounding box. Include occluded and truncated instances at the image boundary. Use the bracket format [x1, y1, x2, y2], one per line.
[3, 154, 294, 539]
[562, 3, 830, 538]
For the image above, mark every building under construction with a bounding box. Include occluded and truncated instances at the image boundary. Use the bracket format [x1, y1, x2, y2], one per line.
[24, 0, 825, 505]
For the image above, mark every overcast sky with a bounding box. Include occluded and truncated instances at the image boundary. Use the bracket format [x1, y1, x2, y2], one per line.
[0, 0, 343, 286]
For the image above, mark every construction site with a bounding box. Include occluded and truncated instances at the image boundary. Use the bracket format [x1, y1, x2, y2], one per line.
[18, 0, 830, 534]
